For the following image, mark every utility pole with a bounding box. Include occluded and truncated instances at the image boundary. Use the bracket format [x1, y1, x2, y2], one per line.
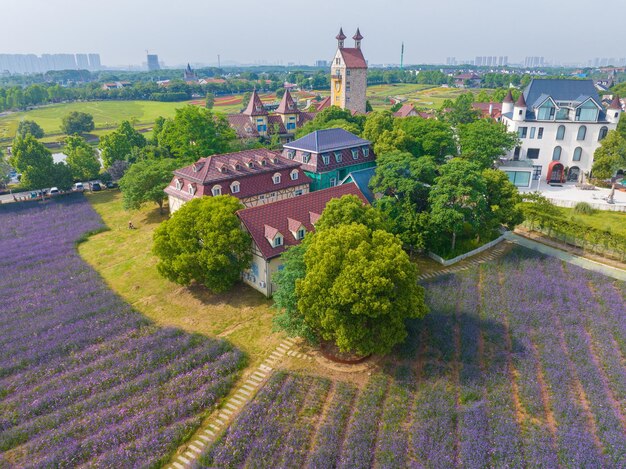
[400, 42, 404, 70]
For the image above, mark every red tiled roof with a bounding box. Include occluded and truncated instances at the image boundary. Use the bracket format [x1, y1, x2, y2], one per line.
[237, 183, 369, 259]
[609, 94, 622, 110]
[336, 27, 347, 40]
[455, 73, 481, 80]
[315, 96, 331, 111]
[298, 111, 316, 126]
[276, 89, 299, 114]
[352, 28, 363, 40]
[503, 89, 514, 103]
[339, 48, 367, 69]
[243, 89, 268, 116]
[227, 114, 260, 138]
[393, 103, 417, 118]
[515, 93, 527, 107]
[472, 102, 503, 119]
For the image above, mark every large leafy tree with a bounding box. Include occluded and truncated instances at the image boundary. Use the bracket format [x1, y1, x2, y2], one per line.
[16, 120, 44, 139]
[394, 117, 456, 162]
[153, 196, 252, 293]
[315, 194, 389, 232]
[295, 106, 365, 138]
[428, 158, 489, 251]
[99, 120, 147, 168]
[441, 93, 480, 126]
[9, 134, 55, 189]
[157, 106, 235, 161]
[61, 111, 94, 135]
[119, 158, 179, 213]
[64, 135, 100, 181]
[592, 130, 626, 179]
[297, 223, 427, 355]
[362, 110, 394, 145]
[0, 152, 11, 190]
[458, 119, 519, 169]
[482, 168, 523, 230]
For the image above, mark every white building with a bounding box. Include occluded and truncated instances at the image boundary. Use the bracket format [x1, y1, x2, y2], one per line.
[499, 79, 622, 188]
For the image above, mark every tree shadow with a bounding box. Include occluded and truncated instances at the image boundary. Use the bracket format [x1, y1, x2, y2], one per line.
[186, 280, 272, 309]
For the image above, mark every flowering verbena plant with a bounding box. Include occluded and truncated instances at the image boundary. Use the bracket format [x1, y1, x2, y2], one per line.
[202, 247, 626, 468]
[0, 195, 243, 468]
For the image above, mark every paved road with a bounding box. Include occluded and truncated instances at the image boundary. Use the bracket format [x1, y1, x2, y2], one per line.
[504, 232, 626, 282]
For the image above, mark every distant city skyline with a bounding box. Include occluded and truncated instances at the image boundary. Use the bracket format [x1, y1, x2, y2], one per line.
[1, 0, 625, 69]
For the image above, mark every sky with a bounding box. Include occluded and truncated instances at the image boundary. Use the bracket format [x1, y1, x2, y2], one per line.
[2, 0, 625, 67]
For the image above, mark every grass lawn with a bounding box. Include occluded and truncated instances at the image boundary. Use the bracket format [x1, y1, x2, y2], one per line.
[78, 190, 283, 367]
[557, 206, 626, 236]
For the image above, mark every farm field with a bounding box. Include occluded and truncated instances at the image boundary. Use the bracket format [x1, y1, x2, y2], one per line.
[201, 247, 626, 468]
[0, 195, 244, 467]
[79, 190, 282, 366]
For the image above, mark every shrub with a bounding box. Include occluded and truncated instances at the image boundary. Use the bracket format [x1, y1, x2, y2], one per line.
[573, 202, 596, 215]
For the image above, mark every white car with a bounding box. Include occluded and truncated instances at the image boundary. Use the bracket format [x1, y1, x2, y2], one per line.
[49, 187, 60, 196]
[73, 182, 84, 191]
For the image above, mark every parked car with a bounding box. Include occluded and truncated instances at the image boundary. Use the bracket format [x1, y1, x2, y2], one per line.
[49, 187, 60, 196]
[105, 181, 118, 189]
[73, 182, 84, 192]
[90, 182, 101, 192]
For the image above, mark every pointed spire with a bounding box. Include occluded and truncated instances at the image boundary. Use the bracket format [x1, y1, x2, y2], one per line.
[609, 94, 622, 110]
[352, 28, 363, 40]
[276, 89, 299, 114]
[503, 89, 514, 103]
[243, 89, 268, 116]
[515, 93, 527, 107]
[186, 63, 192, 72]
[336, 27, 346, 40]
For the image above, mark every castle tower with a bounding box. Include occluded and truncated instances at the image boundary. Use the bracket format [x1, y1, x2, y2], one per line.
[243, 89, 269, 136]
[330, 28, 368, 114]
[276, 89, 300, 131]
[513, 92, 527, 122]
[502, 89, 514, 115]
[606, 94, 622, 124]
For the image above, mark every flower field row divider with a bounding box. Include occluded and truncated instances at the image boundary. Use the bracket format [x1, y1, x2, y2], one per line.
[165, 337, 297, 469]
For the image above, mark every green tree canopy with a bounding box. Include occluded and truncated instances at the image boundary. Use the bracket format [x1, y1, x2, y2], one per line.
[295, 106, 365, 138]
[99, 120, 147, 168]
[441, 92, 480, 126]
[16, 120, 44, 139]
[157, 106, 235, 161]
[205, 92, 215, 109]
[394, 117, 456, 162]
[9, 134, 55, 189]
[152, 195, 252, 293]
[51, 162, 73, 190]
[592, 130, 626, 179]
[61, 111, 95, 135]
[296, 223, 427, 355]
[315, 194, 389, 232]
[482, 168, 523, 230]
[362, 110, 395, 144]
[458, 119, 519, 169]
[118, 158, 179, 213]
[64, 135, 100, 181]
[428, 158, 489, 251]
[0, 153, 11, 190]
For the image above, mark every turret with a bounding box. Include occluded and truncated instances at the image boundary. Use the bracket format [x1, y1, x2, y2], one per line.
[336, 27, 346, 49]
[606, 94, 622, 124]
[513, 93, 527, 122]
[502, 89, 514, 115]
[353, 28, 363, 49]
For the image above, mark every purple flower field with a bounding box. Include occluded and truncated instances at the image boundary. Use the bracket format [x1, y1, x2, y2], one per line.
[0, 196, 244, 468]
[201, 247, 626, 468]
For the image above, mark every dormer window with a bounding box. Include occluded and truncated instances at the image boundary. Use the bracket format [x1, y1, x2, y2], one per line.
[272, 157, 279, 164]
[296, 228, 305, 240]
[230, 181, 240, 194]
[273, 235, 283, 247]
[322, 154, 330, 165]
[247, 161, 254, 169]
[273, 173, 281, 184]
[302, 152, 311, 164]
[175, 179, 183, 190]
[260, 159, 267, 166]
[218, 165, 227, 173]
[351, 148, 358, 160]
[211, 185, 222, 196]
[334, 151, 342, 163]
[188, 184, 196, 196]
[362, 146, 370, 157]
[234, 163, 242, 171]
[290, 170, 299, 180]
[287, 150, 295, 159]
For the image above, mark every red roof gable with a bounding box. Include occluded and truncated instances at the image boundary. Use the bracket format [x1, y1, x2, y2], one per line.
[238, 183, 368, 259]
[243, 89, 268, 116]
[315, 96, 331, 111]
[339, 48, 367, 69]
[276, 89, 299, 114]
[393, 103, 417, 118]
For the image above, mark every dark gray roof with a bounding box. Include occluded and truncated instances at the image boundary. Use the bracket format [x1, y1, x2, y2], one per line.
[284, 128, 371, 153]
[340, 167, 376, 203]
[523, 79, 601, 109]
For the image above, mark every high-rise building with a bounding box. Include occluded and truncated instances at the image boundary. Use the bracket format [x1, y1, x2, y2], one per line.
[88, 53, 101, 70]
[76, 54, 89, 70]
[147, 54, 160, 71]
[315, 60, 328, 68]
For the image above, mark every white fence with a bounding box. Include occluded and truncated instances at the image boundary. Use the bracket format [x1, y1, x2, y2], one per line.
[428, 232, 508, 267]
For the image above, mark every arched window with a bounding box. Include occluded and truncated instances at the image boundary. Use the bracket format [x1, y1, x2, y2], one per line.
[211, 185, 222, 196]
[573, 147, 582, 162]
[188, 184, 196, 196]
[577, 125, 587, 141]
[290, 170, 299, 181]
[556, 125, 565, 140]
[273, 173, 281, 184]
[175, 179, 183, 190]
[599, 126, 608, 141]
[230, 181, 240, 194]
[552, 146, 562, 161]
[567, 166, 580, 182]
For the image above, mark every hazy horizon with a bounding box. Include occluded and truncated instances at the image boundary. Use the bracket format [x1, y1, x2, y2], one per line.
[2, 0, 625, 67]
